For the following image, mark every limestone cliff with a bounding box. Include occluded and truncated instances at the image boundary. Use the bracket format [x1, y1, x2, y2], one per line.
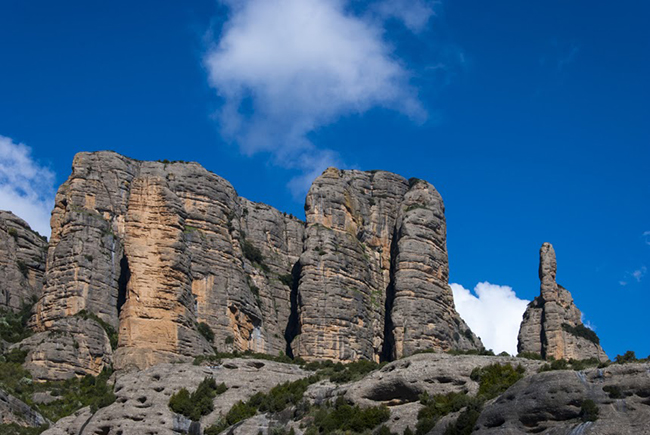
[0, 211, 47, 311]
[517, 242, 606, 361]
[291, 169, 481, 362]
[21, 151, 479, 379]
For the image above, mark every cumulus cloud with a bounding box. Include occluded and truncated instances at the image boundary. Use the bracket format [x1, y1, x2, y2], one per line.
[643, 231, 650, 245]
[0, 136, 55, 237]
[204, 0, 429, 195]
[451, 282, 530, 356]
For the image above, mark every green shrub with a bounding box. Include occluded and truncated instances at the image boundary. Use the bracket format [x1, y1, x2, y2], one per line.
[443, 401, 482, 435]
[225, 336, 234, 345]
[561, 323, 600, 345]
[614, 350, 637, 364]
[17, 260, 29, 277]
[0, 423, 48, 435]
[169, 377, 227, 421]
[517, 352, 543, 360]
[309, 396, 390, 434]
[0, 302, 35, 343]
[36, 367, 116, 420]
[470, 363, 525, 400]
[5, 348, 28, 364]
[208, 375, 320, 433]
[197, 322, 214, 343]
[416, 392, 477, 435]
[242, 239, 265, 265]
[603, 385, 622, 399]
[7, 227, 18, 239]
[580, 399, 599, 422]
[539, 358, 601, 373]
[278, 273, 293, 288]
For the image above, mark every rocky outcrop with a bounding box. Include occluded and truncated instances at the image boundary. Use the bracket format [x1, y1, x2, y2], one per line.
[0, 388, 49, 428]
[518, 243, 606, 361]
[0, 211, 47, 311]
[474, 363, 650, 434]
[41, 359, 309, 435]
[291, 169, 481, 362]
[30, 152, 303, 376]
[23, 151, 479, 379]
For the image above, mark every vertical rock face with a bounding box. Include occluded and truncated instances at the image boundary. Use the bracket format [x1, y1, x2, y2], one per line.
[517, 243, 606, 361]
[291, 169, 481, 362]
[30, 152, 301, 375]
[0, 211, 47, 311]
[24, 152, 480, 379]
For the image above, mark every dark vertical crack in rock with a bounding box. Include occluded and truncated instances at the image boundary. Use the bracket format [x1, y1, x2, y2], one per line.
[117, 254, 130, 317]
[381, 226, 400, 362]
[284, 261, 302, 358]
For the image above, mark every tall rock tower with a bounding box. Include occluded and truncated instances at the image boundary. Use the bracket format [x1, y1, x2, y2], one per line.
[517, 243, 606, 361]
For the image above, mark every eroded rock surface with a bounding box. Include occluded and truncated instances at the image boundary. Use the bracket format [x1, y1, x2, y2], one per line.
[518, 243, 606, 361]
[0, 211, 47, 311]
[24, 152, 480, 379]
[30, 152, 304, 376]
[292, 169, 481, 362]
[474, 363, 650, 434]
[41, 359, 309, 435]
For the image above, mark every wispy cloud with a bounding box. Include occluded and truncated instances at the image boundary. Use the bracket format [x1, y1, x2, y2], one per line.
[204, 0, 432, 195]
[620, 265, 647, 286]
[451, 282, 530, 356]
[643, 231, 650, 245]
[0, 135, 55, 237]
[632, 266, 647, 282]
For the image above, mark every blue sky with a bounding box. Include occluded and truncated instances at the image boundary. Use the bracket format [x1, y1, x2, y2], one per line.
[0, 0, 648, 358]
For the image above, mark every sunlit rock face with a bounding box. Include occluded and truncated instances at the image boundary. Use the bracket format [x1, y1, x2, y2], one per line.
[292, 168, 481, 362]
[23, 152, 480, 379]
[517, 242, 607, 361]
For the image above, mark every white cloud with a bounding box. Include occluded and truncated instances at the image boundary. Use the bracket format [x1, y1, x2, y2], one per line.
[0, 136, 55, 237]
[205, 0, 427, 194]
[643, 231, 650, 245]
[373, 0, 437, 33]
[451, 282, 530, 356]
[632, 266, 647, 282]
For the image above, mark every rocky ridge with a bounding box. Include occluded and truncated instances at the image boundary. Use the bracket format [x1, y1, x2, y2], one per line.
[24, 151, 480, 380]
[518, 243, 607, 361]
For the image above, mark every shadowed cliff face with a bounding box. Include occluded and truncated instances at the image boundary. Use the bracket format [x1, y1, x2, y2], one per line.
[517, 243, 607, 361]
[0, 211, 47, 311]
[24, 152, 480, 379]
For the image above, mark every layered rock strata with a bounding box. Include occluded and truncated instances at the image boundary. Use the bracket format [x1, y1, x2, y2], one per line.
[517, 242, 606, 361]
[25, 151, 479, 379]
[0, 211, 47, 311]
[292, 168, 480, 362]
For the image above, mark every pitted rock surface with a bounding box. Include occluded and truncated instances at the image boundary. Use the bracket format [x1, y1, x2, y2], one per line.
[0, 211, 47, 311]
[41, 358, 309, 435]
[474, 363, 650, 434]
[518, 243, 607, 361]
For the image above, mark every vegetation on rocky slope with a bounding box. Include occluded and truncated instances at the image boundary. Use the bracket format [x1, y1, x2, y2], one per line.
[169, 376, 227, 421]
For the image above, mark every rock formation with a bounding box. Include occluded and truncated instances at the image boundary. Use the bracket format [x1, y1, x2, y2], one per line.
[517, 242, 606, 361]
[0, 211, 47, 311]
[22, 151, 479, 379]
[292, 168, 480, 362]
